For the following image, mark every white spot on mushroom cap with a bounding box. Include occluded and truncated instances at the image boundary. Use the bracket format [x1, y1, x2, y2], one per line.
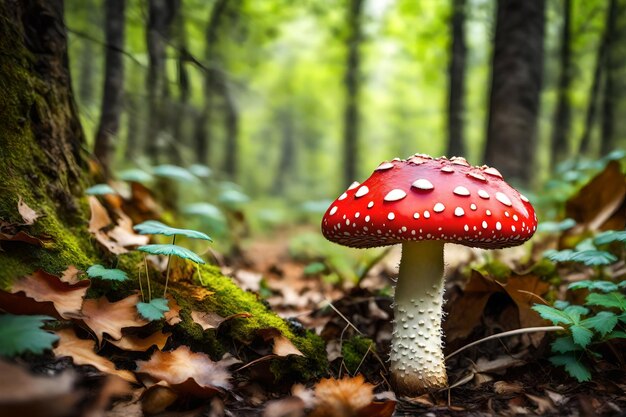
[453, 186, 470, 196]
[355, 186, 369, 198]
[468, 172, 487, 181]
[454, 207, 464, 217]
[338, 192, 348, 200]
[384, 189, 407, 202]
[496, 221, 502, 231]
[367, 201, 374, 208]
[423, 211, 431, 219]
[329, 206, 338, 215]
[433, 203, 445, 213]
[365, 215, 370, 222]
[495, 192, 512, 207]
[477, 190, 490, 199]
[441, 166, 454, 173]
[412, 178, 434, 190]
[520, 194, 529, 202]
[482, 221, 488, 229]
[450, 157, 470, 166]
[348, 181, 360, 190]
[376, 162, 394, 171]
[388, 212, 395, 220]
[470, 203, 477, 211]
[484, 167, 503, 178]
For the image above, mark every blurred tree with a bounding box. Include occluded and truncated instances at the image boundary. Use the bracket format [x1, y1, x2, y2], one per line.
[193, 0, 228, 166]
[145, 0, 176, 163]
[484, 0, 545, 185]
[172, 0, 189, 165]
[94, 0, 126, 175]
[342, 0, 364, 187]
[446, 0, 467, 157]
[550, 0, 572, 166]
[600, 0, 625, 155]
[578, 3, 609, 155]
[272, 106, 296, 193]
[76, 0, 99, 107]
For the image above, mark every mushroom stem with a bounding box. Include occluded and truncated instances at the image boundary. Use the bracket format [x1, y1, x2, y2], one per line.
[391, 240, 447, 395]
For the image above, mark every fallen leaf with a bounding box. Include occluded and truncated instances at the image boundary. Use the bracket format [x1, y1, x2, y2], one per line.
[84, 375, 132, 417]
[136, 345, 232, 397]
[525, 393, 556, 414]
[17, 196, 40, 225]
[81, 294, 148, 343]
[164, 298, 182, 325]
[11, 270, 90, 319]
[493, 381, 524, 395]
[89, 196, 113, 233]
[53, 328, 136, 383]
[61, 265, 82, 284]
[263, 397, 306, 417]
[0, 360, 80, 417]
[0, 230, 50, 247]
[258, 328, 304, 357]
[141, 383, 178, 415]
[191, 311, 251, 331]
[309, 375, 395, 417]
[108, 330, 171, 352]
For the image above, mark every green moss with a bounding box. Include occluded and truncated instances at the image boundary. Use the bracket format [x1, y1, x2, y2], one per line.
[341, 335, 374, 374]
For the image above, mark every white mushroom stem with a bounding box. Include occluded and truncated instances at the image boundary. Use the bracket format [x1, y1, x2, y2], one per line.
[390, 240, 447, 395]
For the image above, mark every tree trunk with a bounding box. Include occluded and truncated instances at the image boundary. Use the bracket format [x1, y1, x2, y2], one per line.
[172, 0, 189, 165]
[342, 0, 364, 188]
[194, 0, 228, 166]
[272, 108, 296, 193]
[446, 0, 467, 158]
[220, 78, 239, 179]
[578, 14, 608, 155]
[484, 0, 545, 185]
[94, 0, 126, 175]
[549, 0, 572, 166]
[144, 0, 175, 163]
[0, 0, 95, 286]
[76, 0, 97, 106]
[600, 0, 619, 156]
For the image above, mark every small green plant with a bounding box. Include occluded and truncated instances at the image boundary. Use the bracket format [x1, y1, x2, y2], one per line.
[533, 279, 626, 382]
[86, 264, 128, 281]
[118, 168, 153, 183]
[136, 298, 170, 321]
[85, 184, 117, 196]
[0, 315, 58, 356]
[152, 164, 199, 183]
[134, 220, 211, 297]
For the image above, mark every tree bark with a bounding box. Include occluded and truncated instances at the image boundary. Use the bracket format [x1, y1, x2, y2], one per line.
[171, 0, 189, 165]
[550, 0, 572, 166]
[578, 18, 607, 155]
[600, 0, 619, 156]
[194, 0, 228, 166]
[94, 0, 126, 175]
[342, 0, 364, 188]
[446, 0, 467, 158]
[220, 78, 239, 179]
[0, 0, 94, 285]
[484, 0, 545, 185]
[272, 108, 296, 193]
[144, 0, 175, 163]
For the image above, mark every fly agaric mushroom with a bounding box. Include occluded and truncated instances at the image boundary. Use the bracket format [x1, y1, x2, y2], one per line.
[321, 154, 537, 395]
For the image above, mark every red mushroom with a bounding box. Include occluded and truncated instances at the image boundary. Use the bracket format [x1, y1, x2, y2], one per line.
[321, 154, 537, 395]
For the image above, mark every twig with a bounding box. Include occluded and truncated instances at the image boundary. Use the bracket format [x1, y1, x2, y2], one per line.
[445, 326, 565, 360]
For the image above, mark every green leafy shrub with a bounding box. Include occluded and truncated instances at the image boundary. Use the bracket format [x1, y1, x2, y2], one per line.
[0, 315, 58, 356]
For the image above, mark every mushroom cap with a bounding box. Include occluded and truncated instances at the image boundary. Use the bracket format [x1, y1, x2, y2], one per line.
[321, 154, 537, 249]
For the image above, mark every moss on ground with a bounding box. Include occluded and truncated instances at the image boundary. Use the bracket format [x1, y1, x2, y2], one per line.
[342, 335, 374, 374]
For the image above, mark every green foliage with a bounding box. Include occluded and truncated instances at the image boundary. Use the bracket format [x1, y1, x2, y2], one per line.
[537, 218, 577, 233]
[133, 220, 212, 241]
[543, 249, 618, 266]
[85, 184, 117, 195]
[86, 264, 128, 281]
[218, 188, 250, 208]
[0, 315, 58, 356]
[118, 169, 153, 183]
[137, 244, 205, 264]
[137, 298, 170, 321]
[594, 230, 626, 245]
[152, 165, 198, 183]
[534, 277, 626, 381]
[188, 164, 212, 178]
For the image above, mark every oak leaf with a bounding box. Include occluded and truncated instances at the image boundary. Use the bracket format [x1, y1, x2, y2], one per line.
[191, 311, 251, 331]
[136, 346, 232, 396]
[17, 196, 40, 225]
[53, 328, 136, 383]
[81, 294, 148, 343]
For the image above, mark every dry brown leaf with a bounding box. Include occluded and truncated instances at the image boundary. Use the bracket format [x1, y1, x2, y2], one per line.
[0, 290, 60, 317]
[0, 360, 81, 417]
[141, 383, 178, 415]
[11, 270, 90, 319]
[191, 311, 251, 331]
[89, 196, 113, 233]
[164, 298, 182, 325]
[81, 294, 148, 343]
[53, 328, 137, 383]
[17, 196, 40, 225]
[258, 328, 304, 357]
[60, 265, 82, 284]
[136, 345, 232, 397]
[263, 397, 306, 417]
[493, 381, 524, 395]
[109, 330, 171, 352]
[0, 230, 50, 247]
[525, 393, 556, 414]
[309, 375, 395, 417]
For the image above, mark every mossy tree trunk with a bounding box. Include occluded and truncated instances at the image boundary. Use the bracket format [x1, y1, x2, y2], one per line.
[0, 0, 96, 286]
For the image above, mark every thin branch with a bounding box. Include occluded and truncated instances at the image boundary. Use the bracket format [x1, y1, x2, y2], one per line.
[66, 26, 144, 67]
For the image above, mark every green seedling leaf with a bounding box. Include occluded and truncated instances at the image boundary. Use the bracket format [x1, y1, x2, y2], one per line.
[188, 164, 212, 178]
[580, 311, 618, 337]
[137, 244, 205, 264]
[0, 315, 58, 356]
[574, 238, 596, 252]
[118, 168, 153, 183]
[570, 325, 594, 348]
[536, 218, 577, 233]
[86, 184, 117, 195]
[183, 203, 226, 222]
[568, 280, 618, 293]
[86, 264, 128, 281]
[606, 330, 626, 339]
[137, 298, 169, 321]
[594, 230, 626, 246]
[532, 304, 587, 325]
[551, 335, 580, 353]
[152, 164, 198, 183]
[133, 220, 212, 241]
[586, 292, 626, 311]
[543, 249, 618, 265]
[304, 262, 326, 276]
[554, 300, 570, 310]
[549, 353, 591, 382]
[218, 189, 250, 208]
